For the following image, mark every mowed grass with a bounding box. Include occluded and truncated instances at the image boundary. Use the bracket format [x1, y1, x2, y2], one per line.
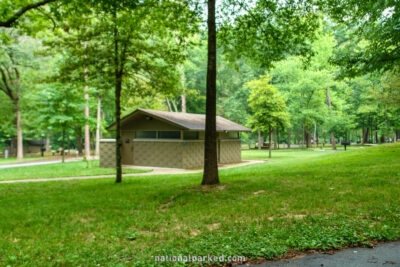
[242, 149, 329, 161]
[0, 145, 399, 266]
[0, 160, 148, 181]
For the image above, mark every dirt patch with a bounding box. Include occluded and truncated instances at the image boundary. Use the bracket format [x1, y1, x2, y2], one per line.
[190, 230, 201, 236]
[253, 190, 265, 195]
[206, 223, 221, 231]
[285, 214, 307, 219]
[188, 184, 227, 192]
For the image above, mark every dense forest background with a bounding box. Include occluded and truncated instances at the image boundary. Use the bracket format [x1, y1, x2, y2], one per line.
[1, 1, 399, 156]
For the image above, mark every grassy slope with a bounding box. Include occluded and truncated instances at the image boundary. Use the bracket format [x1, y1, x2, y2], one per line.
[0, 160, 148, 181]
[0, 145, 399, 266]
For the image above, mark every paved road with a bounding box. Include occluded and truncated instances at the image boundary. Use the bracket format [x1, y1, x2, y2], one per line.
[239, 242, 400, 267]
[0, 158, 98, 169]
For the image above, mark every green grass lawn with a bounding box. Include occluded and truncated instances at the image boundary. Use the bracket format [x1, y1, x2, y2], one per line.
[0, 144, 399, 266]
[0, 160, 148, 181]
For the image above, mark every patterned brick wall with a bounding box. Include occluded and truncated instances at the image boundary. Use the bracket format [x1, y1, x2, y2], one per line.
[219, 140, 241, 164]
[100, 140, 116, 168]
[182, 141, 204, 169]
[133, 141, 183, 168]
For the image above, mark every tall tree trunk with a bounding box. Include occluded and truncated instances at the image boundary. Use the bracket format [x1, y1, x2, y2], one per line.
[166, 98, 172, 111]
[331, 133, 336, 149]
[287, 128, 291, 148]
[277, 128, 280, 149]
[171, 98, 178, 112]
[313, 123, 317, 148]
[202, 0, 219, 185]
[83, 44, 91, 159]
[115, 76, 122, 183]
[62, 127, 65, 163]
[95, 96, 101, 155]
[181, 95, 186, 113]
[326, 87, 336, 150]
[84, 83, 90, 159]
[67, 129, 70, 156]
[385, 106, 390, 142]
[180, 54, 186, 113]
[15, 98, 23, 160]
[257, 129, 262, 150]
[75, 126, 83, 155]
[268, 124, 272, 158]
[45, 133, 51, 152]
[302, 122, 305, 149]
[305, 125, 312, 148]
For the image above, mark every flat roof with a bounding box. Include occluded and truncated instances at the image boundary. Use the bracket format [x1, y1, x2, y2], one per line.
[108, 109, 251, 132]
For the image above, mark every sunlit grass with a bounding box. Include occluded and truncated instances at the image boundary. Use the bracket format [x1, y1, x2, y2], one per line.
[0, 144, 399, 266]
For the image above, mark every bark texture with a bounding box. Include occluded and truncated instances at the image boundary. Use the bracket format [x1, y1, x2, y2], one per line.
[202, 0, 219, 185]
[95, 96, 101, 155]
[268, 125, 272, 158]
[326, 87, 336, 150]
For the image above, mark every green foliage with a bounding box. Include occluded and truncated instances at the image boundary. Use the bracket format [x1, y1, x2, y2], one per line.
[324, 0, 400, 76]
[247, 74, 289, 131]
[220, 0, 319, 69]
[34, 83, 87, 133]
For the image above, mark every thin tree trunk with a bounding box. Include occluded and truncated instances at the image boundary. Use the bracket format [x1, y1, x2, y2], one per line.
[95, 96, 101, 155]
[166, 98, 172, 112]
[302, 122, 305, 149]
[257, 129, 261, 150]
[180, 50, 186, 113]
[45, 133, 51, 152]
[62, 128, 65, 163]
[202, 0, 219, 185]
[385, 106, 390, 142]
[277, 129, 280, 149]
[314, 123, 317, 148]
[181, 95, 186, 113]
[171, 99, 178, 112]
[268, 125, 272, 158]
[326, 87, 336, 150]
[74, 126, 83, 155]
[113, 10, 123, 183]
[15, 98, 23, 160]
[67, 130, 70, 156]
[83, 44, 90, 159]
[115, 76, 122, 183]
[84, 85, 90, 158]
[331, 133, 336, 149]
[287, 128, 291, 148]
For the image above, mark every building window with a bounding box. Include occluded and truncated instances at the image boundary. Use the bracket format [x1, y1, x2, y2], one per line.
[183, 131, 199, 140]
[158, 131, 181, 139]
[227, 132, 239, 139]
[136, 131, 156, 139]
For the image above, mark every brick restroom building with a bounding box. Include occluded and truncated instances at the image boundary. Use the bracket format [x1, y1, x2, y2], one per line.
[100, 109, 251, 169]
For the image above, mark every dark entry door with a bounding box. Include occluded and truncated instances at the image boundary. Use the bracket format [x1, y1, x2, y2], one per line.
[121, 134, 134, 165]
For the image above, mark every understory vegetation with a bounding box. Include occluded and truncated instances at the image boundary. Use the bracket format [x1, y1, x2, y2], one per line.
[0, 145, 399, 266]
